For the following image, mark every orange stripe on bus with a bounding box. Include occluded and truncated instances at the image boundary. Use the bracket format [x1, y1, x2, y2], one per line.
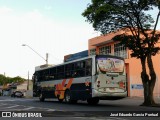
[66, 78, 73, 89]
[55, 78, 74, 99]
[62, 79, 66, 87]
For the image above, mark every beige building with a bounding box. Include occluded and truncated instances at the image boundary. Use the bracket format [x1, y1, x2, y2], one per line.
[16, 80, 33, 91]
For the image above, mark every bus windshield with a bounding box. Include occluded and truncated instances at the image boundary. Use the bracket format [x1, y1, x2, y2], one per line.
[97, 57, 124, 73]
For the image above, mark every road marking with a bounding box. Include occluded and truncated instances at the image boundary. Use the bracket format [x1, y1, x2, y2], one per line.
[46, 109, 56, 111]
[0, 104, 7, 106]
[22, 107, 35, 110]
[0, 100, 57, 112]
[0, 99, 15, 101]
[5, 105, 20, 108]
[0, 103, 57, 112]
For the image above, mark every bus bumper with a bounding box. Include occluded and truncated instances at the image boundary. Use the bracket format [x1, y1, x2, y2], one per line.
[92, 89, 127, 99]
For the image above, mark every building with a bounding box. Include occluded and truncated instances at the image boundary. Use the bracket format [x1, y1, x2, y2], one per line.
[16, 81, 33, 91]
[88, 30, 160, 97]
[1, 83, 18, 96]
[64, 50, 88, 62]
[16, 80, 33, 97]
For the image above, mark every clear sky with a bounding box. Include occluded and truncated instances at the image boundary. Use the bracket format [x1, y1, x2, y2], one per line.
[0, 0, 159, 79]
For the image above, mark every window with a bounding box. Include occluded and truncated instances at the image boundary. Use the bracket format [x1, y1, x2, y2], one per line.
[65, 59, 92, 78]
[57, 66, 64, 79]
[99, 45, 111, 55]
[90, 49, 96, 55]
[65, 63, 74, 78]
[74, 61, 85, 77]
[38, 70, 46, 81]
[114, 43, 127, 58]
[34, 72, 39, 82]
[45, 69, 50, 81]
[85, 59, 92, 76]
[35, 58, 93, 81]
[49, 67, 57, 80]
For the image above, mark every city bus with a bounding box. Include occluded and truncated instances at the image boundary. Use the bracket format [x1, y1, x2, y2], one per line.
[32, 55, 127, 104]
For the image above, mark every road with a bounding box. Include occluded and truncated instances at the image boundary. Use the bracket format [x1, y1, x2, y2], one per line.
[0, 96, 159, 120]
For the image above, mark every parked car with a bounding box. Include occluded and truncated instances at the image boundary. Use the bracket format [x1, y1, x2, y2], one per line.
[11, 91, 24, 98]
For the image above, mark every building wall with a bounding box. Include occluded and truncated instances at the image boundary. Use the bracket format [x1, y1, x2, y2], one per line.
[16, 81, 33, 91]
[88, 30, 160, 97]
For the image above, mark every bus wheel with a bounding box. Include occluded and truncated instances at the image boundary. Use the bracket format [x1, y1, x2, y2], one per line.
[64, 90, 77, 104]
[87, 98, 99, 105]
[71, 100, 78, 104]
[39, 93, 45, 102]
[58, 97, 63, 103]
[64, 90, 71, 103]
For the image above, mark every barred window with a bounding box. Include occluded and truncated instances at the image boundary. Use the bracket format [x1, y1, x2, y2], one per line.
[114, 43, 127, 58]
[89, 49, 96, 55]
[99, 45, 111, 55]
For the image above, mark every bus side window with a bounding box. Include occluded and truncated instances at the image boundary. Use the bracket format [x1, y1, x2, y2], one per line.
[86, 59, 92, 76]
[50, 67, 57, 80]
[42, 70, 46, 81]
[39, 71, 43, 81]
[45, 69, 50, 81]
[65, 64, 73, 79]
[74, 61, 85, 77]
[33, 72, 38, 82]
[57, 65, 65, 79]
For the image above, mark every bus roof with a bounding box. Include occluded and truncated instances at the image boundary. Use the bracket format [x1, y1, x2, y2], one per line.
[34, 55, 124, 72]
[35, 55, 96, 72]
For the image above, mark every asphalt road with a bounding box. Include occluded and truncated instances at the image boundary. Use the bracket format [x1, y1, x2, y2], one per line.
[0, 96, 159, 120]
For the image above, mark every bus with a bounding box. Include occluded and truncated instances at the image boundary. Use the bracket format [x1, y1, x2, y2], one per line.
[32, 55, 127, 105]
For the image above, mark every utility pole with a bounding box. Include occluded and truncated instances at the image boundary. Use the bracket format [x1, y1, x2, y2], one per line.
[46, 53, 48, 65]
[27, 71, 29, 90]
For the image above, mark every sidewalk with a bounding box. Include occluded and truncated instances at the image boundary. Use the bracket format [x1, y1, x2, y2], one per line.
[128, 96, 160, 102]
[121, 97, 160, 106]
[99, 96, 160, 108]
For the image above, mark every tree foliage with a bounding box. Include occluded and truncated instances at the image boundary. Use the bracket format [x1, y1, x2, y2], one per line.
[83, 0, 160, 34]
[0, 74, 25, 85]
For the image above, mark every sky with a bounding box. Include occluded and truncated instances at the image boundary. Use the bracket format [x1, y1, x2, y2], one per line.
[0, 0, 159, 79]
[0, 0, 97, 79]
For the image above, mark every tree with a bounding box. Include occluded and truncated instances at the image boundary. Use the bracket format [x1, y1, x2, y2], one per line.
[0, 74, 25, 85]
[82, 0, 160, 106]
[0, 74, 6, 85]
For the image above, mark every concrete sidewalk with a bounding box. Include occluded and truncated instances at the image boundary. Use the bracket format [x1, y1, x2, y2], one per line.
[97, 96, 160, 108]
[128, 96, 160, 103]
[114, 97, 160, 106]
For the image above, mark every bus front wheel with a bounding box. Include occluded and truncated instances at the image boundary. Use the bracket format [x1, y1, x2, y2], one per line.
[39, 93, 45, 102]
[64, 90, 77, 104]
[58, 96, 64, 103]
[64, 90, 71, 103]
[87, 98, 99, 105]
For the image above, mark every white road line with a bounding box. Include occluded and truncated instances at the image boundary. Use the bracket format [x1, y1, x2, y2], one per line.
[22, 107, 35, 110]
[0, 104, 7, 106]
[46, 109, 56, 111]
[5, 105, 20, 108]
[0, 103, 57, 112]
[0, 99, 15, 101]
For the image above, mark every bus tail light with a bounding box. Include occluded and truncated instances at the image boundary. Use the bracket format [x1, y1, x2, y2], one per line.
[97, 81, 100, 87]
[119, 81, 125, 89]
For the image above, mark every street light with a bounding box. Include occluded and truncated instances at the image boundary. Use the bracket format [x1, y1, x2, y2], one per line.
[22, 44, 48, 65]
[22, 44, 48, 91]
